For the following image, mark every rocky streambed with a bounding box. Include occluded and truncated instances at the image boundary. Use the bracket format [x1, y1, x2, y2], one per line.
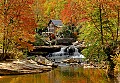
[0, 56, 57, 75]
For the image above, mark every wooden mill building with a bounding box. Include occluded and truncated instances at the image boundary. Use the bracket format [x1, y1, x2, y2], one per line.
[47, 19, 63, 35]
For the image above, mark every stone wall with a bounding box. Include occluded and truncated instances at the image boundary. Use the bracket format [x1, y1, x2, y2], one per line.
[56, 38, 74, 45]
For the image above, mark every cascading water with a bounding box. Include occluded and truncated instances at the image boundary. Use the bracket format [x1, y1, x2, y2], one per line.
[47, 46, 69, 62]
[46, 45, 85, 64]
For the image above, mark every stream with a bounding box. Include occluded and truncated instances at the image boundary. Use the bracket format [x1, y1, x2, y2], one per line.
[0, 46, 119, 83]
[0, 66, 118, 83]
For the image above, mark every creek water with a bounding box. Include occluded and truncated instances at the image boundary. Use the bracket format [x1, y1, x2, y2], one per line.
[0, 46, 119, 83]
[0, 66, 118, 83]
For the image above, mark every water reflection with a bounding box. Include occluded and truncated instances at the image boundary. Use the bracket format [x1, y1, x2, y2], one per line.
[0, 66, 118, 83]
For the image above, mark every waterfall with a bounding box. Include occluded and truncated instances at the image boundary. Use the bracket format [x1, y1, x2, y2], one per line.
[46, 45, 85, 63]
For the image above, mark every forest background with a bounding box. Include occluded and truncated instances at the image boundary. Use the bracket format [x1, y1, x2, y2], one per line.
[0, 0, 120, 77]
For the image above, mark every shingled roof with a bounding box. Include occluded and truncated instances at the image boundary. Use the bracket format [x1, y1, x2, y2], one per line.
[48, 19, 63, 27]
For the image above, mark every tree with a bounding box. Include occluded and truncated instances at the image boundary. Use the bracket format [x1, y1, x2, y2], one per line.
[79, 0, 120, 77]
[32, 0, 66, 33]
[0, 0, 37, 60]
[61, 0, 80, 25]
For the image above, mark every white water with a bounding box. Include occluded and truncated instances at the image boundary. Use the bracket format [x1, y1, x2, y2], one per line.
[47, 46, 85, 63]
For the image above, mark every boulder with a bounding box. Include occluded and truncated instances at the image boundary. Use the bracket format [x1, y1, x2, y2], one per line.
[0, 57, 56, 75]
[62, 58, 78, 63]
[35, 56, 53, 66]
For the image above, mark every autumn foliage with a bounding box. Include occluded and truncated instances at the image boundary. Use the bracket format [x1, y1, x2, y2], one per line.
[0, 0, 120, 72]
[0, 0, 37, 59]
[60, 0, 88, 25]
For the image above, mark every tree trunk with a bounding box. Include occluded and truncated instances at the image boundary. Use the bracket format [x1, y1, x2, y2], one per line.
[99, 5, 104, 45]
[104, 45, 116, 77]
[2, 0, 8, 60]
[116, 9, 119, 41]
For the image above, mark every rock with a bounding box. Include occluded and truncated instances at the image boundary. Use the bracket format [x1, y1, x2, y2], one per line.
[56, 38, 74, 45]
[83, 64, 94, 68]
[0, 57, 56, 75]
[27, 59, 37, 63]
[35, 56, 53, 66]
[67, 46, 75, 54]
[62, 58, 78, 63]
[72, 41, 79, 46]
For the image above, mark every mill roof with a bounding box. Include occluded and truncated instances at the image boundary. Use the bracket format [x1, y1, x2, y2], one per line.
[48, 19, 63, 27]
